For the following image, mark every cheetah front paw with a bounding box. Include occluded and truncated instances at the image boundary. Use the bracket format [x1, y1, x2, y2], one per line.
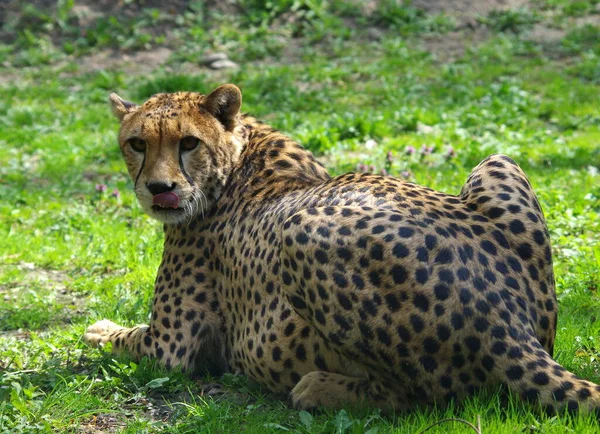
[83, 319, 124, 348]
[291, 371, 362, 410]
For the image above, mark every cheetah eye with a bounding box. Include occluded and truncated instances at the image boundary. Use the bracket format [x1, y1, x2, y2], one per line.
[180, 136, 200, 152]
[128, 137, 146, 153]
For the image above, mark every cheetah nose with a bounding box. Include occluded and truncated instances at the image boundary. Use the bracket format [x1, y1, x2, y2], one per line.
[146, 181, 176, 195]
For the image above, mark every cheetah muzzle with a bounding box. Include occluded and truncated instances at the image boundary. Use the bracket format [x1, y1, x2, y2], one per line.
[84, 83, 600, 413]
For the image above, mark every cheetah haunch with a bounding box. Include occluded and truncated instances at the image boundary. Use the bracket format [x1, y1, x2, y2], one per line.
[84, 84, 600, 412]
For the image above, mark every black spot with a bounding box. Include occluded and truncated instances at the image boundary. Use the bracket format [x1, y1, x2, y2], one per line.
[522, 388, 540, 402]
[465, 336, 481, 352]
[473, 277, 487, 292]
[437, 325, 451, 342]
[337, 293, 352, 310]
[507, 256, 522, 272]
[527, 212, 539, 223]
[314, 355, 328, 371]
[486, 292, 501, 306]
[398, 227, 415, 238]
[481, 240, 497, 256]
[434, 284, 450, 301]
[452, 354, 465, 369]
[315, 309, 326, 325]
[459, 288, 472, 304]
[532, 372, 550, 386]
[482, 355, 495, 372]
[369, 270, 382, 287]
[456, 267, 470, 281]
[295, 344, 307, 361]
[425, 235, 437, 250]
[385, 294, 401, 312]
[416, 247, 429, 262]
[337, 248, 353, 261]
[470, 224, 486, 237]
[438, 269, 454, 284]
[371, 244, 384, 261]
[440, 376, 453, 389]
[338, 226, 352, 236]
[415, 267, 429, 284]
[509, 220, 526, 235]
[413, 293, 430, 312]
[352, 274, 365, 289]
[391, 265, 408, 284]
[315, 249, 329, 264]
[491, 341, 507, 355]
[410, 314, 425, 333]
[492, 230, 510, 249]
[579, 388, 591, 400]
[434, 248, 453, 264]
[506, 365, 524, 380]
[397, 325, 412, 341]
[424, 337, 440, 354]
[517, 243, 533, 260]
[392, 242, 410, 258]
[451, 313, 464, 330]
[533, 230, 545, 245]
[474, 317, 489, 332]
[475, 300, 491, 315]
[508, 346, 523, 359]
[486, 207, 505, 219]
[333, 273, 348, 289]
[489, 170, 508, 180]
[372, 225, 385, 235]
[376, 328, 392, 345]
[290, 296, 306, 310]
[284, 323, 295, 337]
[420, 355, 438, 373]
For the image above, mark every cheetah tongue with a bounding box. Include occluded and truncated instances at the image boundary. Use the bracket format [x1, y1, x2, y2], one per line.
[152, 192, 180, 209]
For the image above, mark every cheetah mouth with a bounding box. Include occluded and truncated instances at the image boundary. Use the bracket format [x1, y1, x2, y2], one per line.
[152, 192, 180, 209]
[151, 205, 184, 212]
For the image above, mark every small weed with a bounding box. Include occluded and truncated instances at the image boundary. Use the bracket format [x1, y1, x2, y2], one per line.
[479, 8, 541, 33]
[561, 25, 600, 55]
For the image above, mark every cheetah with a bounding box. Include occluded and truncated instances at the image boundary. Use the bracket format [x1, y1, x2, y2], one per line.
[84, 84, 600, 413]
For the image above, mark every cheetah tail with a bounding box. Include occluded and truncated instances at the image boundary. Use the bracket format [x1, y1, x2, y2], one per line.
[503, 348, 600, 413]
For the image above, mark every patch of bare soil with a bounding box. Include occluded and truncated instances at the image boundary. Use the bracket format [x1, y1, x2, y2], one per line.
[0, 261, 71, 298]
[422, 27, 491, 62]
[78, 413, 127, 434]
[413, 0, 531, 27]
[527, 24, 566, 45]
[70, 47, 173, 76]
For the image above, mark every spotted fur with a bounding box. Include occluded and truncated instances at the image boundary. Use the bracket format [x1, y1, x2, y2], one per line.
[84, 84, 600, 413]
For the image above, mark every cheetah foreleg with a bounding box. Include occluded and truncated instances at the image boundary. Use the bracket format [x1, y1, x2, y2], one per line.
[84, 319, 150, 358]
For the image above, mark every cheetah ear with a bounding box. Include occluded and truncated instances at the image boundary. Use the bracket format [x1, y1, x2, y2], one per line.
[109, 93, 138, 121]
[202, 84, 242, 131]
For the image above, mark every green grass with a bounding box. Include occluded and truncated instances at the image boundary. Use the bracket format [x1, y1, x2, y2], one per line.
[1, 0, 600, 432]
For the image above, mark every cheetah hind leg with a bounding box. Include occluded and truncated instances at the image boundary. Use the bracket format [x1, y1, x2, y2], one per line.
[281, 206, 417, 412]
[291, 371, 409, 412]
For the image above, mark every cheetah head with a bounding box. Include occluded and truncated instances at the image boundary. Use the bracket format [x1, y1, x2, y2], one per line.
[110, 84, 244, 225]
